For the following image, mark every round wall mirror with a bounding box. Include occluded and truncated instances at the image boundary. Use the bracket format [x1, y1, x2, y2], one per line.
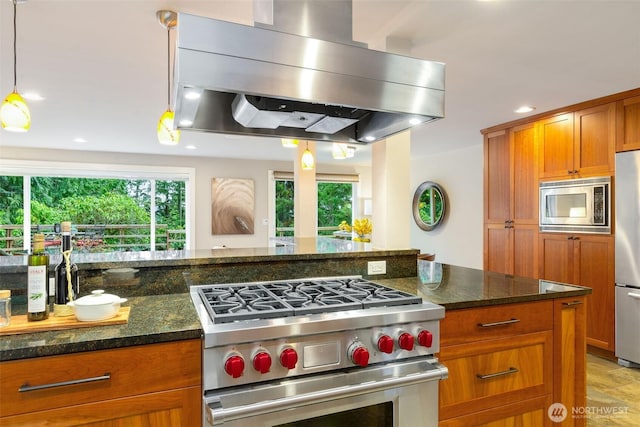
[413, 181, 446, 231]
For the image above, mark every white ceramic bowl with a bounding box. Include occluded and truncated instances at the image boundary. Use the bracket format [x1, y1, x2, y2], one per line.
[67, 290, 127, 321]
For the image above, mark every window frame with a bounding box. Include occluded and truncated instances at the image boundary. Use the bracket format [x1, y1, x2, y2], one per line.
[0, 159, 195, 251]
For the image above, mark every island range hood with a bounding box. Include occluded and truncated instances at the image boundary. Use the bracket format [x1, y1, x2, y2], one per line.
[173, 0, 445, 144]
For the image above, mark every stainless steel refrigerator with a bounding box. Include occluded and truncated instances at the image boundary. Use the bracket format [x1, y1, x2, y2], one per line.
[615, 150, 640, 367]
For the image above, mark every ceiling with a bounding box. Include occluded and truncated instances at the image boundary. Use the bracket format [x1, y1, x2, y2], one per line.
[1, 0, 639, 166]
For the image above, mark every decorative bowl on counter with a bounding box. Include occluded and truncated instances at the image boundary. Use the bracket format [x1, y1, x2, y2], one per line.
[67, 290, 127, 321]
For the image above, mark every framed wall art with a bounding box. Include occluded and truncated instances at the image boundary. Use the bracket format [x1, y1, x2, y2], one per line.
[211, 178, 255, 235]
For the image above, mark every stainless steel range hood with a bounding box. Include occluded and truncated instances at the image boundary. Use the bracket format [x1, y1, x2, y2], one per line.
[173, 1, 445, 144]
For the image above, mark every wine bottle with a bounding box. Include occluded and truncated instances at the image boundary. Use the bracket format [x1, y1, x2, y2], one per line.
[54, 221, 79, 316]
[27, 233, 49, 321]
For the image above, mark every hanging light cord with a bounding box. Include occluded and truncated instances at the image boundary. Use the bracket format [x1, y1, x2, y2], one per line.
[12, 0, 17, 89]
[166, 24, 170, 109]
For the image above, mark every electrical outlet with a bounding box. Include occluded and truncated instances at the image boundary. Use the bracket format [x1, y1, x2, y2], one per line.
[367, 260, 386, 275]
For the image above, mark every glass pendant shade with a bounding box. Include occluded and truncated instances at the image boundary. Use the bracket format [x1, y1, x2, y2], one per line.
[1, 91, 31, 132]
[157, 109, 180, 145]
[301, 148, 315, 170]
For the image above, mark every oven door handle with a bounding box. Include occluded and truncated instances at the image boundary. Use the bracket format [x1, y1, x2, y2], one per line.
[206, 362, 447, 425]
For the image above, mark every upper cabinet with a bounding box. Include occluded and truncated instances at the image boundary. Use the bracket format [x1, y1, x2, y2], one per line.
[483, 124, 539, 278]
[616, 95, 640, 152]
[538, 103, 615, 180]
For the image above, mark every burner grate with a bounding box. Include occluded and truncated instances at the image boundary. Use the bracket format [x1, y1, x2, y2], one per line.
[197, 277, 422, 323]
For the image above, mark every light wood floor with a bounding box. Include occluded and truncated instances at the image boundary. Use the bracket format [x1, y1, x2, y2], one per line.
[586, 353, 640, 426]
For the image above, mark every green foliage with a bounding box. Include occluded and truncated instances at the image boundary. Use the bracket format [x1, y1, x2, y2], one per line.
[0, 176, 23, 225]
[274, 180, 353, 237]
[58, 193, 150, 224]
[317, 182, 352, 235]
[275, 180, 295, 235]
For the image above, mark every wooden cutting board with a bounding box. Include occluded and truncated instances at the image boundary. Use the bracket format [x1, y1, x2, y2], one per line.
[0, 307, 130, 336]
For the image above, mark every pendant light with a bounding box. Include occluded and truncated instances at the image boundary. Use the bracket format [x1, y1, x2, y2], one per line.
[1, 0, 30, 132]
[301, 142, 315, 170]
[156, 10, 180, 145]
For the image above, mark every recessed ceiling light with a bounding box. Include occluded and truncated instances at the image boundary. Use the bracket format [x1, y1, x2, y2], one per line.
[515, 105, 535, 114]
[184, 91, 201, 100]
[179, 119, 193, 126]
[22, 92, 45, 101]
[364, 136, 375, 142]
[409, 118, 421, 125]
[185, 144, 196, 150]
[73, 137, 87, 143]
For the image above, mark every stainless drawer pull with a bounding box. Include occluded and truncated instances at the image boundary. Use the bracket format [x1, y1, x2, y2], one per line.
[476, 367, 519, 380]
[477, 318, 520, 328]
[19, 373, 111, 392]
[562, 301, 584, 307]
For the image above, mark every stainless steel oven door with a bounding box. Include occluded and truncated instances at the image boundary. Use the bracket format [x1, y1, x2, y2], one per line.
[203, 358, 447, 427]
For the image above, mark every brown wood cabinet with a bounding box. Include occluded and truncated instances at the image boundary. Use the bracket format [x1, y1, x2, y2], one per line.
[538, 103, 615, 179]
[616, 95, 640, 151]
[483, 123, 539, 278]
[553, 296, 587, 427]
[439, 298, 587, 426]
[439, 300, 555, 425]
[539, 233, 614, 351]
[0, 339, 202, 427]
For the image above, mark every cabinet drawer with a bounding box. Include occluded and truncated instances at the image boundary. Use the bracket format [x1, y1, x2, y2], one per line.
[441, 300, 553, 347]
[440, 395, 552, 427]
[439, 331, 553, 420]
[0, 339, 201, 417]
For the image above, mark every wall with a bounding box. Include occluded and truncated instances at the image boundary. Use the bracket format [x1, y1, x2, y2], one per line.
[0, 147, 367, 250]
[410, 144, 483, 269]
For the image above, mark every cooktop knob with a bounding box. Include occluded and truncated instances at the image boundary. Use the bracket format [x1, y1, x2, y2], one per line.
[398, 332, 415, 351]
[224, 355, 245, 378]
[377, 335, 394, 354]
[280, 348, 298, 370]
[417, 330, 433, 348]
[253, 351, 272, 374]
[350, 346, 370, 367]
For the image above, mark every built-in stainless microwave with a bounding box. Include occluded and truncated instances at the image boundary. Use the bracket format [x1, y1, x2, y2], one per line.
[539, 176, 611, 233]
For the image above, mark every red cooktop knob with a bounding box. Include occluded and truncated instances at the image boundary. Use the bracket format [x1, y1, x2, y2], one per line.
[398, 332, 415, 351]
[351, 346, 370, 367]
[280, 348, 298, 370]
[224, 355, 245, 378]
[377, 335, 394, 354]
[253, 351, 272, 374]
[417, 330, 433, 348]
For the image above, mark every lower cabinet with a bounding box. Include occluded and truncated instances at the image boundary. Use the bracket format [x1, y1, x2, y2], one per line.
[0, 339, 202, 427]
[539, 232, 614, 351]
[439, 298, 587, 427]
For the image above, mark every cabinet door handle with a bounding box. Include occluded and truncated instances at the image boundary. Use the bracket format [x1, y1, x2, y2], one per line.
[562, 300, 583, 307]
[19, 373, 111, 392]
[477, 318, 520, 328]
[476, 367, 519, 380]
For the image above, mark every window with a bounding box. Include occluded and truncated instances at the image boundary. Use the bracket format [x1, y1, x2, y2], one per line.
[271, 171, 358, 238]
[0, 160, 194, 253]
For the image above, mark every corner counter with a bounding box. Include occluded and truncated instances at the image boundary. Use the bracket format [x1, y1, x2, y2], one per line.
[0, 293, 201, 362]
[377, 262, 591, 309]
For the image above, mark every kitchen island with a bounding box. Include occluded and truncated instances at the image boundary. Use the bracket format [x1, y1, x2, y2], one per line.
[0, 253, 590, 426]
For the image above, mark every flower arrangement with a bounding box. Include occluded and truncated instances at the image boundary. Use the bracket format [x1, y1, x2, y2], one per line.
[352, 218, 372, 242]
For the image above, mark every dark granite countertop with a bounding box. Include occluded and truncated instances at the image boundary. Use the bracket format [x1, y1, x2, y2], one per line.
[0, 261, 591, 363]
[377, 262, 592, 310]
[0, 293, 201, 362]
[0, 238, 417, 271]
